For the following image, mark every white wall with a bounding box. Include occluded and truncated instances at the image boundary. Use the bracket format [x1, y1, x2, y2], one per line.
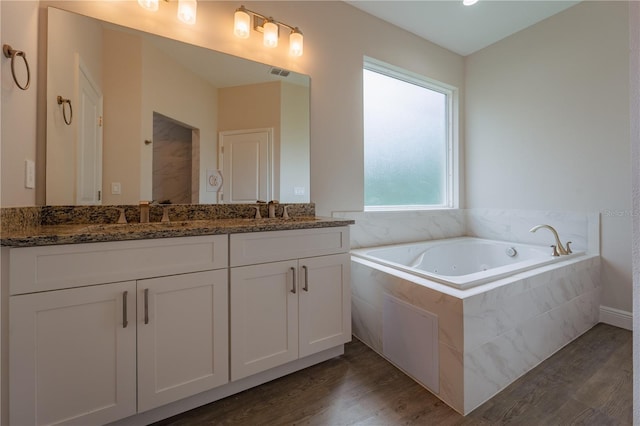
[1, 0, 463, 210]
[1, 1, 39, 207]
[28, 0, 465, 215]
[140, 39, 218, 204]
[280, 82, 310, 203]
[102, 28, 142, 205]
[46, 7, 102, 204]
[0, 2, 633, 315]
[630, 1, 640, 422]
[465, 2, 631, 314]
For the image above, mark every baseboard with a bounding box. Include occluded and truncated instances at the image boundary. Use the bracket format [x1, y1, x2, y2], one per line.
[600, 305, 633, 330]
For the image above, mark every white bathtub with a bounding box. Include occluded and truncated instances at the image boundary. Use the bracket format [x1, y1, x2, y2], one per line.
[350, 235, 600, 414]
[350, 237, 584, 290]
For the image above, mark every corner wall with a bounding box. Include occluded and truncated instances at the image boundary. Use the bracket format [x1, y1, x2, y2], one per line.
[629, 1, 639, 423]
[465, 1, 631, 315]
[1, 1, 39, 207]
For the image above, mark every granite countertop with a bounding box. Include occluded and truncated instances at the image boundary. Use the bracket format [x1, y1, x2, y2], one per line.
[0, 216, 355, 248]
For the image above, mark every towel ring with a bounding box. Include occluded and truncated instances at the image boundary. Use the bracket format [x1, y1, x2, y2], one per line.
[3, 44, 30, 91]
[57, 96, 73, 125]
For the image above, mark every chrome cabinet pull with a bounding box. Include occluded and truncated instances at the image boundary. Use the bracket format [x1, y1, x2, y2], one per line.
[302, 265, 309, 292]
[144, 288, 149, 324]
[290, 267, 296, 294]
[122, 291, 128, 328]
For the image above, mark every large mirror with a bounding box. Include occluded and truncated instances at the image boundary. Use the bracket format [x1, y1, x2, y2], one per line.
[45, 7, 310, 206]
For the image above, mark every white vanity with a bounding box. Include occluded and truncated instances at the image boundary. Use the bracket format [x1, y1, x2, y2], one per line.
[1, 219, 351, 425]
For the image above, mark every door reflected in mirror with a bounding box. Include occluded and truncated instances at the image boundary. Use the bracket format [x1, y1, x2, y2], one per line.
[45, 7, 310, 206]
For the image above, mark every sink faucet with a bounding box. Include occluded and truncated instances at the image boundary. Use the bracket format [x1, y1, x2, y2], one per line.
[268, 200, 279, 218]
[529, 224, 572, 255]
[139, 201, 150, 223]
[114, 207, 127, 224]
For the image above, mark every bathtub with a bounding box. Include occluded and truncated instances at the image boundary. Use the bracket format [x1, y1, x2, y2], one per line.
[350, 236, 600, 414]
[350, 237, 584, 290]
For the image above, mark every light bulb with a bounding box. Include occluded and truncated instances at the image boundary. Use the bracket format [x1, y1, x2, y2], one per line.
[234, 8, 251, 39]
[177, 0, 197, 25]
[138, 0, 159, 12]
[289, 29, 303, 57]
[263, 20, 279, 48]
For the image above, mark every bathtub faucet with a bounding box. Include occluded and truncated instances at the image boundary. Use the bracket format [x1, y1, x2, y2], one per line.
[529, 224, 572, 256]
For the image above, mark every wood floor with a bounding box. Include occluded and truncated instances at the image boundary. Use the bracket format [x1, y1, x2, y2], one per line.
[154, 323, 632, 425]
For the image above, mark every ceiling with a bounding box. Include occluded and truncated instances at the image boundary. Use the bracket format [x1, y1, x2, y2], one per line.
[345, 0, 581, 56]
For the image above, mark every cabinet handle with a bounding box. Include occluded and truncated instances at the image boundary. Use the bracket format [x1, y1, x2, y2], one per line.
[144, 288, 149, 324]
[302, 265, 309, 292]
[122, 291, 129, 328]
[290, 267, 296, 294]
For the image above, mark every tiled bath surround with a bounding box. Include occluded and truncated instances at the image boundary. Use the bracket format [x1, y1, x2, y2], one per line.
[335, 208, 601, 414]
[333, 208, 598, 253]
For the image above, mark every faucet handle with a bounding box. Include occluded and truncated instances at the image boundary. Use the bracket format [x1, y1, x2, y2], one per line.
[565, 241, 572, 254]
[161, 206, 171, 223]
[115, 208, 127, 224]
[550, 245, 560, 257]
[252, 206, 262, 219]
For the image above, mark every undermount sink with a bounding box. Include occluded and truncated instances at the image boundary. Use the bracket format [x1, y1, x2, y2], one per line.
[82, 220, 215, 233]
[76, 217, 321, 233]
[249, 216, 321, 223]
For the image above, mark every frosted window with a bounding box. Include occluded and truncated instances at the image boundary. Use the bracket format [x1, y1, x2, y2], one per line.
[364, 66, 450, 208]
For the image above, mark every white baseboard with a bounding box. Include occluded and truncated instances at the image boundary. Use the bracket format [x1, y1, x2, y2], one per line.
[600, 305, 633, 330]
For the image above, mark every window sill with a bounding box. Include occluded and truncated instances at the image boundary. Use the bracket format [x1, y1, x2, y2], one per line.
[364, 206, 458, 213]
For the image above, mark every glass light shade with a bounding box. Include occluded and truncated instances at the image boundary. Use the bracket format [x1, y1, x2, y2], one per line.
[138, 0, 159, 12]
[234, 9, 251, 39]
[289, 30, 303, 57]
[177, 0, 197, 25]
[263, 21, 279, 48]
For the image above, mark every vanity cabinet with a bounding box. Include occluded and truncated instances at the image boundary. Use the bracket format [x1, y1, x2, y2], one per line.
[4, 226, 351, 425]
[10, 281, 138, 425]
[229, 227, 351, 381]
[6, 236, 229, 425]
[137, 270, 228, 412]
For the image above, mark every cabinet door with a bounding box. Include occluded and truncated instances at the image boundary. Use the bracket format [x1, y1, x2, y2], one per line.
[299, 253, 351, 358]
[230, 260, 299, 381]
[137, 270, 229, 412]
[10, 281, 137, 426]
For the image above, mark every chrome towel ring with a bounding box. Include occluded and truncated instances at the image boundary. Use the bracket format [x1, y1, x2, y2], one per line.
[3, 44, 30, 91]
[57, 96, 73, 125]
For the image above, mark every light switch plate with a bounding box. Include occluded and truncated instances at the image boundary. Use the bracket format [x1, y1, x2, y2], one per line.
[111, 182, 122, 195]
[24, 160, 35, 189]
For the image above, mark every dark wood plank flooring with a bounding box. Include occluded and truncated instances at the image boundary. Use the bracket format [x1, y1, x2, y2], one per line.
[154, 323, 632, 425]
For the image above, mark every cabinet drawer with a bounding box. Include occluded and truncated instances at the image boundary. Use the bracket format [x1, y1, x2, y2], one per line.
[230, 227, 349, 267]
[8, 235, 228, 295]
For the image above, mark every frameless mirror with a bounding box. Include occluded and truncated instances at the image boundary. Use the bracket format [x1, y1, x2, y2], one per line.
[45, 7, 310, 206]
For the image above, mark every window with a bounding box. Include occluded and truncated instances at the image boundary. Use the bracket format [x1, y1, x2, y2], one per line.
[363, 58, 456, 210]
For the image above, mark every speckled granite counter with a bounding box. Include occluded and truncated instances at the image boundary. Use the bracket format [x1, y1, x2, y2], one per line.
[0, 204, 354, 247]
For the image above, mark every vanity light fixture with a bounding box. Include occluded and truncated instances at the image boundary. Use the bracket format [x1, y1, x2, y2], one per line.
[234, 5, 304, 57]
[463, 0, 479, 5]
[177, 0, 197, 25]
[138, 0, 159, 12]
[137, 0, 197, 25]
